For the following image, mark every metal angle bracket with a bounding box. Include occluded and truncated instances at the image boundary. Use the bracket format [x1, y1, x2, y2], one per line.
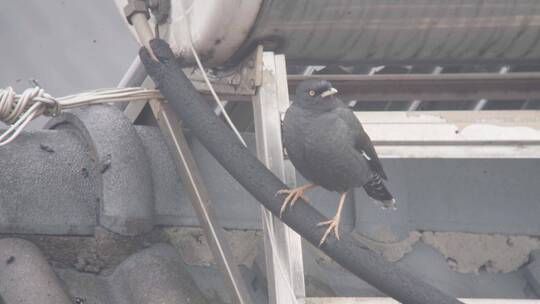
[123, 46, 264, 122]
[253, 52, 306, 304]
[149, 98, 253, 304]
[187, 45, 264, 98]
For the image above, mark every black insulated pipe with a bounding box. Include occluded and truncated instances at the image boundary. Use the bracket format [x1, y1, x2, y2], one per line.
[140, 39, 464, 304]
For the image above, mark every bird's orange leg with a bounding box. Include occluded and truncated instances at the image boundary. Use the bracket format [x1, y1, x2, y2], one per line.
[276, 183, 317, 217]
[317, 192, 347, 246]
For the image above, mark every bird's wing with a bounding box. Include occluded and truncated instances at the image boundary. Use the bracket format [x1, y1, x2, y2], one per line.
[303, 109, 372, 187]
[333, 106, 388, 180]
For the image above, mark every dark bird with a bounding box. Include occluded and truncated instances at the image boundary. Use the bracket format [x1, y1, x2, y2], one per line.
[279, 79, 396, 245]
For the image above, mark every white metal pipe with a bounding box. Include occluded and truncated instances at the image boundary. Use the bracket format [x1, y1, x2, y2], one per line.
[130, 13, 156, 59]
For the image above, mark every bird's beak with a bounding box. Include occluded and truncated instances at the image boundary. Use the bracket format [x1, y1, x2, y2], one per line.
[321, 87, 338, 98]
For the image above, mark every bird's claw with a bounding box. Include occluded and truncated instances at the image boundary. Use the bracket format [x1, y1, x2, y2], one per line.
[276, 188, 310, 218]
[317, 218, 340, 246]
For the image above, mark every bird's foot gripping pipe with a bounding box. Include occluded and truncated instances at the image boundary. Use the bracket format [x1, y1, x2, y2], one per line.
[139, 38, 464, 304]
[276, 183, 316, 217]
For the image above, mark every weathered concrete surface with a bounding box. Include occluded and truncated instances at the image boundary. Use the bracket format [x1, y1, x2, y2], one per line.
[5, 227, 168, 275]
[164, 227, 260, 268]
[352, 231, 422, 263]
[353, 230, 540, 274]
[0, 238, 72, 304]
[423, 232, 540, 274]
[110, 243, 208, 304]
[0, 237, 210, 304]
[0, 129, 97, 235]
[48, 106, 156, 236]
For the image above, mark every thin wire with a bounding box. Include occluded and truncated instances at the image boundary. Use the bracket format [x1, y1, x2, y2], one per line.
[176, 1, 247, 147]
[176, 3, 298, 303]
[0, 86, 162, 146]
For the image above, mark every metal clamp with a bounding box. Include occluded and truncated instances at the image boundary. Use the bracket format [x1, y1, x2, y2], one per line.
[189, 45, 264, 99]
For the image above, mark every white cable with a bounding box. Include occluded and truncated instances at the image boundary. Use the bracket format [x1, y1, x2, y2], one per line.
[0, 86, 161, 146]
[176, 1, 247, 147]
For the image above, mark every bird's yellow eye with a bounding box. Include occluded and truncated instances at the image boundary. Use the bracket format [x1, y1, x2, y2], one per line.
[308, 90, 316, 97]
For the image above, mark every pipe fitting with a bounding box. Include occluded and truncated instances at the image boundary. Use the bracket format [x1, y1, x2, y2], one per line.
[124, 0, 150, 25]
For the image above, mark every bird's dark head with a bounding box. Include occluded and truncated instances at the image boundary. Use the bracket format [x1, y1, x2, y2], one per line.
[293, 79, 339, 111]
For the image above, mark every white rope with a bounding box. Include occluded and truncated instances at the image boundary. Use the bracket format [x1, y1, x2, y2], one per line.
[0, 86, 161, 146]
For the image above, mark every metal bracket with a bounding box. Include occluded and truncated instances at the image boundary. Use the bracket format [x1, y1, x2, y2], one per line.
[253, 52, 306, 304]
[188, 45, 264, 99]
[148, 98, 253, 304]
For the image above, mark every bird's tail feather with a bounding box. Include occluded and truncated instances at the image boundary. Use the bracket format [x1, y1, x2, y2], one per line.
[363, 174, 396, 210]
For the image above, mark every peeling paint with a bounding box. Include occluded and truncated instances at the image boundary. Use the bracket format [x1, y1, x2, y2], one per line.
[353, 231, 422, 263]
[460, 124, 540, 139]
[405, 111, 540, 133]
[358, 111, 540, 156]
[352, 230, 540, 274]
[422, 232, 540, 274]
[405, 112, 450, 123]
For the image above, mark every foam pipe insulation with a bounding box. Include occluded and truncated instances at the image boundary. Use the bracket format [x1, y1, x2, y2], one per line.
[139, 39, 464, 304]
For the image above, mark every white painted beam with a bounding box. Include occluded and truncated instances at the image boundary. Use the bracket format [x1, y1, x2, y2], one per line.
[253, 52, 305, 304]
[354, 111, 540, 158]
